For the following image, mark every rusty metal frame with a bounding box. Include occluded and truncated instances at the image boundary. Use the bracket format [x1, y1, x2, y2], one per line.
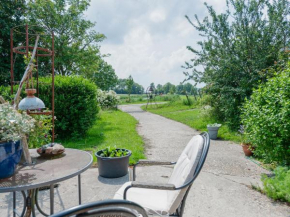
[10, 24, 55, 142]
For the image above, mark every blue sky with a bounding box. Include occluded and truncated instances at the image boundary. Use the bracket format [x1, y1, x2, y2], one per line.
[85, 0, 227, 88]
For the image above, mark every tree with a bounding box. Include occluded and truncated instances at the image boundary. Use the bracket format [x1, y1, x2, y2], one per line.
[126, 75, 134, 101]
[184, 0, 290, 129]
[163, 82, 175, 94]
[156, 84, 163, 94]
[27, 0, 105, 77]
[0, 0, 26, 86]
[93, 59, 118, 90]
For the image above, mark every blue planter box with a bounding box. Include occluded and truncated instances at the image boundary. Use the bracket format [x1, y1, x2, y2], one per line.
[0, 140, 22, 179]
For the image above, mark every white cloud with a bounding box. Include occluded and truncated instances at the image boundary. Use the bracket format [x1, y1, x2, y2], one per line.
[85, 0, 227, 88]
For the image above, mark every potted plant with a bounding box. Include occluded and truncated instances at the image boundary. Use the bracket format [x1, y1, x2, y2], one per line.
[239, 125, 254, 157]
[0, 103, 35, 179]
[95, 146, 131, 178]
[207, 123, 221, 140]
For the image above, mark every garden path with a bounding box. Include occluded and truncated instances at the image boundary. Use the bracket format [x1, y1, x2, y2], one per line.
[118, 104, 290, 217]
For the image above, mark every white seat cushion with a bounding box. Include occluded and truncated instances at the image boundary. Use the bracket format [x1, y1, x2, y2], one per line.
[114, 182, 172, 215]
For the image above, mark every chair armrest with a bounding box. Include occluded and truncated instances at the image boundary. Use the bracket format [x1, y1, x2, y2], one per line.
[137, 160, 176, 165]
[123, 182, 176, 199]
[132, 160, 176, 181]
[132, 181, 176, 190]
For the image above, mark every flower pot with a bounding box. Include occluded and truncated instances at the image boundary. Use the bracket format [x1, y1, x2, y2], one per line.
[0, 140, 22, 179]
[242, 143, 253, 156]
[207, 126, 220, 140]
[95, 149, 131, 178]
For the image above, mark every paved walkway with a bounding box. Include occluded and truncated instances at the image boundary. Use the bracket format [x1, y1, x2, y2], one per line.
[0, 104, 289, 216]
[118, 104, 290, 217]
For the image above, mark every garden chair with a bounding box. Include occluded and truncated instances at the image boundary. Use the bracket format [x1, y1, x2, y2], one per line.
[114, 132, 210, 216]
[49, 199, 148, 217]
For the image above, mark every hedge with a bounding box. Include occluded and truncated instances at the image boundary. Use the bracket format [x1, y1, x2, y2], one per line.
[241, 64, 290, 165]
[0, 75, 99, 139]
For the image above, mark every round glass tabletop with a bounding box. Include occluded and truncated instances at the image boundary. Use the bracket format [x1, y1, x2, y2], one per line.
[0, 148, 93, 193]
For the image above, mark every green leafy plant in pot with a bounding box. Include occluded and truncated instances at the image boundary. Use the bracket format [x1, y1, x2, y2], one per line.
[207, 123, 221, 140]
[0, 102, 35, 179]
[95, 146, 131, 178]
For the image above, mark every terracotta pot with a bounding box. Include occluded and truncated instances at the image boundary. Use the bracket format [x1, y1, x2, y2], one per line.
[25, 89, 36, 98]
[242, 143, 253, 156]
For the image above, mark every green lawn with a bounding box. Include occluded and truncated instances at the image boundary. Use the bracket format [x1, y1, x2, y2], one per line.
[59, 109, 145, 165]
[143, 101, 241, 143]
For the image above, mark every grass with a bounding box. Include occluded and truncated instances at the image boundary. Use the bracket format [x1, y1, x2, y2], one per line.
[59, 109, 145, 165]
[142, 100, 241, 143]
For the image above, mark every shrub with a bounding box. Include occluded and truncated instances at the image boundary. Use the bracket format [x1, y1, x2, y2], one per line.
[262, 167, 290, 203]
[241, 65, 290, 165]
[182, 97, 193, 106]
[38, 76, 99, 139]
[97, 90, 119, 109]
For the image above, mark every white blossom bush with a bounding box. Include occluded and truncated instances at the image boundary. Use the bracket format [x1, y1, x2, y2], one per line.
[0, 103, 35, 142]
[97, 90, 119, 109]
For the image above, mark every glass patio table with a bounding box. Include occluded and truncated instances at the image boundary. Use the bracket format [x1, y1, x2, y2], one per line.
[0, 148, 93, 217]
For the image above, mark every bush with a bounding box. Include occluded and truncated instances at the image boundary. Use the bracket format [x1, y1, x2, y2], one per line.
[38, 76, 99, 139]
[241, 65, 290, 165]
[262, 167, 290, 203]
[97, 90, 119, 109]
[182, 97, 193, 106]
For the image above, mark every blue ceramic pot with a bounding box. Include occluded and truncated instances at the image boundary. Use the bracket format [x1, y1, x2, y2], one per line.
[0, 140, 22, 179]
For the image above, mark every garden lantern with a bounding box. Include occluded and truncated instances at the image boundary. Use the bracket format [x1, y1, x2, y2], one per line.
[18, 89, 45, 110]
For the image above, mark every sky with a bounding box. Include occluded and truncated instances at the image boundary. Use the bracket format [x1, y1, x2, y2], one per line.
[85, 0, 227, 88]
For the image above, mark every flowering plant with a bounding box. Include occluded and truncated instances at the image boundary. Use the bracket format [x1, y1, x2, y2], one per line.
[97, 90, 119, 109]
[0, 103, 35, 142]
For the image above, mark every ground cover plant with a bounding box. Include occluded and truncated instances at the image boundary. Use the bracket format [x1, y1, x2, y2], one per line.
[143, 99, 240, 142]
[59, 109, 145, 165]
[262, 167, 290, 203]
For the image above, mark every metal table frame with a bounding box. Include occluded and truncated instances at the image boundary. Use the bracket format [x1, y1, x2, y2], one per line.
[1, 149, 93, 217]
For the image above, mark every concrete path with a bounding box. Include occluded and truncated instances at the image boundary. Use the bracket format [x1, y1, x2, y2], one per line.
[0, 104, 289, 216]
[118, 104, 290, 217]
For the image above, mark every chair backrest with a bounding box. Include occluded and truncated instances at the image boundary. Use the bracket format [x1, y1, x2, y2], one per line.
[167, 132, 210, 214]
[50, 199, 148, 217]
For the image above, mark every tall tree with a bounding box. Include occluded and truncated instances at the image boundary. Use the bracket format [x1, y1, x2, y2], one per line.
[184, 0, 290, 129]
[0, 0, 26, 86]
[27, 0, 105, 77]
[93, 59, 118, 90]
[126, 75, 134, 101]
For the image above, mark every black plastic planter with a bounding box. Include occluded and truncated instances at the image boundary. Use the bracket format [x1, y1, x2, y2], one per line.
[95, 149, 132, 178]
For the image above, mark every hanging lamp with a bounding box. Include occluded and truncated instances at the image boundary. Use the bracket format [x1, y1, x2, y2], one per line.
[18, 89, 45, 110]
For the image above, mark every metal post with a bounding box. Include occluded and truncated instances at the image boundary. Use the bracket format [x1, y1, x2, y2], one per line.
[10, 28, 14, 94]
[26, 24, 28, 58]
[50, 184, 54, 215]
[13, 192, 16, 217]
[51, 32, 55, 143]
[78, 175, 81, 205]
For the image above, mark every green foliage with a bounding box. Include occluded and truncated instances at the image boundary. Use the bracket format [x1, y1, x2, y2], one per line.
[114, 78, 144, 94]
[28, 114, 52, 148]
[27, 0, 106, 78]
[93, 59, 118, 91]
[126, 75, 134, 101]
[60, 110, 145, 165]
[38, 76, 99, 139]
[262, 167, 290, 203]
[184, 0, 290, 129]
[0, 0, 26, 86]
[99, 147, 129, 158]
[242, 65, 290, 165]
[182, 96, 193, 106]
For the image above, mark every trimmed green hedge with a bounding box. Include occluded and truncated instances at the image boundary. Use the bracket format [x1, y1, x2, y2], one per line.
[0, 76, 99, 139]
[38, 76, 99, 139]
[242, 64, 290, 165]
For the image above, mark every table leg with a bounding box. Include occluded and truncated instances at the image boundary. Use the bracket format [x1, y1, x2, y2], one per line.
[31, 190, 36, 217]
[78, 175, 81, 205]
[50, 184, 54, 215]
[13, 192, 16, 217]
